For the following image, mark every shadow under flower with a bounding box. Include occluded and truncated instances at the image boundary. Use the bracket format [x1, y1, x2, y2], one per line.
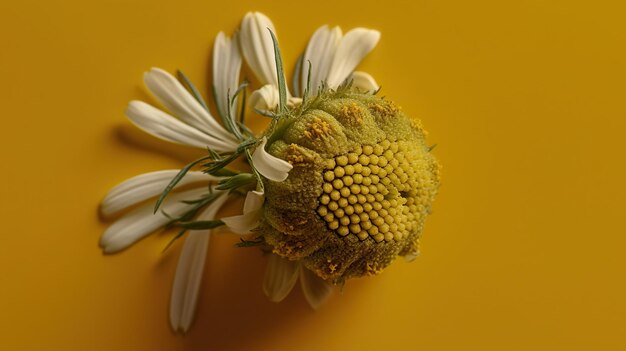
[179, 235, 310, 350]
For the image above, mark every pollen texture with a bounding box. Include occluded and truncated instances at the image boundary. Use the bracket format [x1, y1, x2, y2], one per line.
[258, 88, 440, 283]
[317, 140, 425, 244]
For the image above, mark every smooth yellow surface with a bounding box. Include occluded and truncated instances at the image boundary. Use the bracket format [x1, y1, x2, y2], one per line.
[1, 0, 625, 350]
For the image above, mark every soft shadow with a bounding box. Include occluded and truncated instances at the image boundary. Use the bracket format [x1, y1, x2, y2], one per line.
[179, 235, 312, 351]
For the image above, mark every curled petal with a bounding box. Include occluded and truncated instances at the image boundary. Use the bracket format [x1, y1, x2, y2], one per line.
[241, 190, 265, 213]
[221, 190, 265, 234]
[143, 68, 238, 146]
[170, 193, 228, 333]
[404, 250, 420, 262]
[251, 137, 293, 182]
[126, 100, 235, 152]
[350, 71, 379, 92]
[300, 267, 334, 310]
[212, 32, 242, 121]
[288, 97, 303, 107]
[249, 84, 279, 111]
[239, 12, 279, 87]
[100, 187, 208, 254]
[326, 28, 380, 89]
[302, 25, 342, 93]
[100, 170, 218, 218]
[263, 254, 299, 302]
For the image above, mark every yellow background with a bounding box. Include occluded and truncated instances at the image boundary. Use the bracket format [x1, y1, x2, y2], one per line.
[1, 0, 625, 350]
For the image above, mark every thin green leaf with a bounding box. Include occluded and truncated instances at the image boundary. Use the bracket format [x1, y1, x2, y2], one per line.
[212, 167, 239, 177]
[428, 144, 438, 152]
[230, 81, 249, 106]
[239, 80, 248, 126]
[236, 237, 265, 248]
[267, 28, 287, 113]
[165, 192, 223, 228]
[254, 108, 276, 118]
[162, 228, 187, 253]
[225, 81, 249, 140]
[153, 154, 213, 214]
[179, 219, 225, 230]
[177, 198, 213, 223]
[202, 152, 240, 175]
[215, 173, 255, 191]
[237, 121, 253, 137]
[177, 70, 209, 112]
[245, 149, 265, 193]
[211, 86, 232, 132]
[207, 147, 221, 161]
[225, 88, 237, 136]
[202, 138, 256, 175]
[302, 60, 312, 105]
[292, 54, 304, 97]
[160, 209, 176, 221]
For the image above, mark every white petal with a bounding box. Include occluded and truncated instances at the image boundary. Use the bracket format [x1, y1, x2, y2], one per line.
[221, 210, 261, 235]
[251, 137, 293, 182]
[350, 71, 379, 92]
[239, 12, 279, 86]
[263, 254, 299, 302]
[249, 84, 280, 111]
[300, 267, 334, 310]
[212, 32, 242, 122]
[126, 100, 236, 152]
[404, 250, 420, 262]
[100, 170, 218, 218]
[143, 68, 238, 147]
[241, 190, 265, 213]
[170, 193, 228, 333]
[301, 25, 342, 93]
[221, 190, 264, 234]
[288, 97, 303, 107]
[326, 28, 380, 89]
[100, 187, 208, 254]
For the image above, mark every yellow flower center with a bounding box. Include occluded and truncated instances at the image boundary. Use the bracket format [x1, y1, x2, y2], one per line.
[316, 138, 426, 244]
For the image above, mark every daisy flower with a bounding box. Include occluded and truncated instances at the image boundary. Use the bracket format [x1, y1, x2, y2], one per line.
[100, 11, 440, 333]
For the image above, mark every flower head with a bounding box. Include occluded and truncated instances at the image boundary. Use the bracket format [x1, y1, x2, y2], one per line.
[257, 88, 440, 283]
[100, 11, 440, 333]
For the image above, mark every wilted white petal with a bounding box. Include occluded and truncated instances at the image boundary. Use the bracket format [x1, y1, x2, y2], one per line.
[170, 193, 228, 333]
[143, 68, 238, 148]
[349, 71, 379, 92]
[241, 190, 264, 213]
[249, 84, 280, 111]
[404, 250, 420, 262]
[251, 137, 293, 182]
[126, 100, 235, 152]
[100, 170, 219, 218]
[302, 25, 342, 93]
[300, 267, 334, 310]
[221, 190, 264, 234]
[326, 28, 380, 89]
[263, 254, 299, 302]
[212, 32, 242, 122]
[288, 97, 303, 107]
[100, 187, 208, 254]
[239, 12, 294, 103]
[240, 12, 279, 87]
